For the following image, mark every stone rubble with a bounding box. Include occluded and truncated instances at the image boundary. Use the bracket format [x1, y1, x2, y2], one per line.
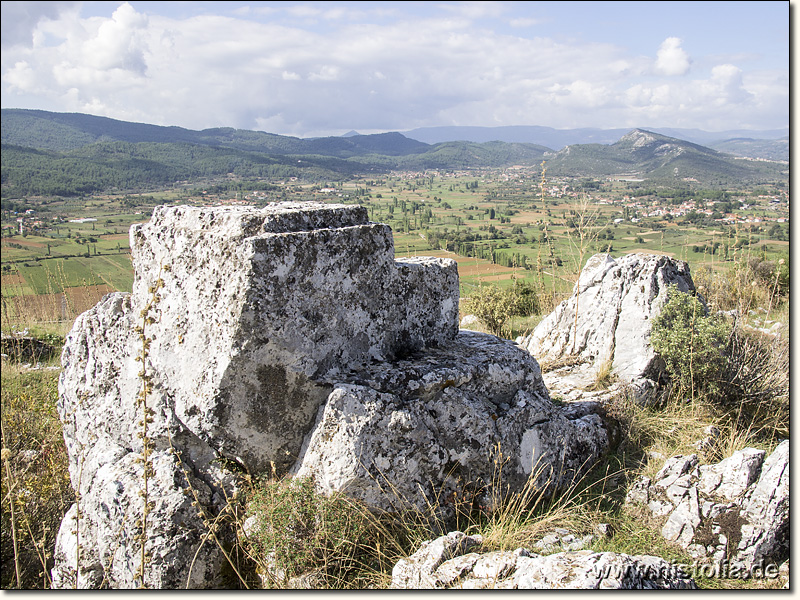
[53, 203, 786, 590]
[391, 531, 697, 589]
[53, 203, 612, 588]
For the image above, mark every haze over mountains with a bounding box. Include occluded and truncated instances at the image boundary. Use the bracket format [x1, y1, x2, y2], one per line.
[0, 109, 788, 198]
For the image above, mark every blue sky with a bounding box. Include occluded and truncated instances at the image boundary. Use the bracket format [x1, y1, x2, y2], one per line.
[1, 1, 789, 137]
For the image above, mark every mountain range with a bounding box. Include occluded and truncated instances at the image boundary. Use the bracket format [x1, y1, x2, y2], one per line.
[401, 124, 789, 157]
[0, 109, 788, 198]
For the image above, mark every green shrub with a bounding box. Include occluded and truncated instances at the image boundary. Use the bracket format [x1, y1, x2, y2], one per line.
[748, 255, 789, 297]
[466, 286, 511, 336]
[467, 281, 540, 337]
[650, 286, 731, 400]
[514, 281, 541, 317]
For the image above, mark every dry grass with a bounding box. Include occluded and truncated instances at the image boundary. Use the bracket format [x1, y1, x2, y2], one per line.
[607, 392, 718, 478]
[589, 359, 616, 391]
[4, 285, 115, 324]
[477, 451, 608, 553]
[1, 363, 74, 589]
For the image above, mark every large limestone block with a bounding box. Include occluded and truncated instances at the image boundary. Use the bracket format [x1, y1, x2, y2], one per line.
[126, 203, 458, 473]
[54, 203, 459, 588]
[519, 253, 695, 385]
[293, 331, 610, 514]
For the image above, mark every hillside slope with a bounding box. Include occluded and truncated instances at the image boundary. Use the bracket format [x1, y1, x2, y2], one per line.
[543, 129, 786, 184]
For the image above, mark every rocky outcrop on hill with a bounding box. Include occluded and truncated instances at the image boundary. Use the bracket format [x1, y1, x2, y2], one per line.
[53, 203, 611, 588]
[626, 441, 789, 572]
[518, 253, 696, 403]
[390, 531, 697, 589]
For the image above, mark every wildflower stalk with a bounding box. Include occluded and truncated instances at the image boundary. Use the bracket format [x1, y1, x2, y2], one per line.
[133, 264, 169, 588]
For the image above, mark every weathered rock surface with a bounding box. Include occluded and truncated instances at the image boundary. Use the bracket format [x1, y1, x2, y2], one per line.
[54, 203, 612, 588]
[391, 532, 697, 589]
[533, 528, 596, 553]
[626, 440, 789, 571]
[293, 331, 610, 513]
[127, 203, 459, 474]
[518, 253, 696, 402]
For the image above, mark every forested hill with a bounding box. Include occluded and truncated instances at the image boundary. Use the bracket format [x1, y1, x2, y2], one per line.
[0, 109, 788, 198]
[2, 108, 553, 161]
[0, 108, 433, 157]
[542, 129, 788, 187]
[0, 109, 552, 196]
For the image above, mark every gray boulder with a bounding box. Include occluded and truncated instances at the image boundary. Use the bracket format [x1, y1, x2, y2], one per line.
[391, 532, 697, 589]
[54, 203, 458, 588]
[518, 253, 696, 401]
[293, 331, 610, 514]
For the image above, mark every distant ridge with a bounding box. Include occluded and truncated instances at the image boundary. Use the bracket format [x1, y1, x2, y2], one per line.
[0, 109, 787, 197]
[0, 109, 432, 157]
[402, 125, 789, 156]
[708, 136, 789, 162]
[542, 128, 786, 181]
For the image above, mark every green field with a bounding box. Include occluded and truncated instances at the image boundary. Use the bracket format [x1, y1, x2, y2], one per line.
[1, 172, 788, 331]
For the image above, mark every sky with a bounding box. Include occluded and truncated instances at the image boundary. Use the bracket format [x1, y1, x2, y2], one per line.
[0, 1, 790, 138]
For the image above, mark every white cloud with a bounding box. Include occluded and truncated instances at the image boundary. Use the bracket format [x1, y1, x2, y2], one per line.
[81, 3, 148, 73]
[654, 37, 691, 76]
[308, 65, 341, 81]
[508, 17, 542, 28]
[3, 60, 38, 92]
[0, 3, 786, 135]
[0, 1, 80, 49]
